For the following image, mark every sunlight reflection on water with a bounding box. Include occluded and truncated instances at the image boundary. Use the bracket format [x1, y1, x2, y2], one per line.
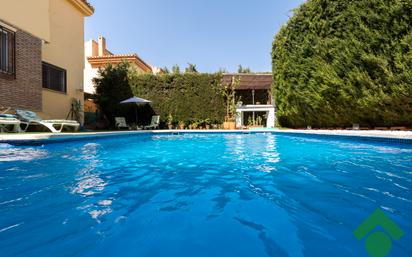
[0, 144, 48, 162]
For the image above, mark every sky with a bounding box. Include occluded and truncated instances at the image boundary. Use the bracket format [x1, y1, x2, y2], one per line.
[85, 0, 306, 73]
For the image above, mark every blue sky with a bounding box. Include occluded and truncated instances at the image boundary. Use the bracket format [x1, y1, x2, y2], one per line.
[85, 0, 305, 73]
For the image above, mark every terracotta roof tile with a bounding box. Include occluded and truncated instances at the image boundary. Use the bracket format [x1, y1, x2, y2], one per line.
[87, 54, 152, 72]
[87, 54, 139, 59]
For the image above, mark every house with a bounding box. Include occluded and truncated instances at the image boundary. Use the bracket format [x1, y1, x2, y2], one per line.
[83, 36, 161, 125]
[84, 36, 161, 96]
[221, 74, 275, 128]
[0, 0, 94, 121]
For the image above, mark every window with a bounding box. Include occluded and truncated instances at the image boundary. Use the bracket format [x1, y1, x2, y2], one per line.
[0, 25, 15, 76]
[42, 62, 67, 93]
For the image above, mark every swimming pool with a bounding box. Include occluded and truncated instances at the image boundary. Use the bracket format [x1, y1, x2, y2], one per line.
[0, 133, 411, 257]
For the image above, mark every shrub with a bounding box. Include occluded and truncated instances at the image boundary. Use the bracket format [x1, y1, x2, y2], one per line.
[272, 0, 412, 128]
[129, 72, 226, 124]
[93, 62, 134, 128]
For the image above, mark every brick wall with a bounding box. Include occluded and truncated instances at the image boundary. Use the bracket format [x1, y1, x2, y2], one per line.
[0, 28, 42, 111]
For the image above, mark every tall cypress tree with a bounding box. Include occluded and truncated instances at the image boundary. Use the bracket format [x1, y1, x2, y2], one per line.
[272, 0, 412, 128]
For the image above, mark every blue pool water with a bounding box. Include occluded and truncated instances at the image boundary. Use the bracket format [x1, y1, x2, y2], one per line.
[0, 133, 411, 257]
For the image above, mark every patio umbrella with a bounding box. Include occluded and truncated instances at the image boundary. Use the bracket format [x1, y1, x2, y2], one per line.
[120, 96, 151, 124]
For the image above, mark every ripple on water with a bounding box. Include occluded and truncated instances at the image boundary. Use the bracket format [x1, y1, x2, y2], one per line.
[0, 146, 48, 162]
[71, 175, 107, 196]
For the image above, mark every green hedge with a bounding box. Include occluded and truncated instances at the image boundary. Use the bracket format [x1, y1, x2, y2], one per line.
[129, 73, 225, 124]
[272, 0, 412, 128]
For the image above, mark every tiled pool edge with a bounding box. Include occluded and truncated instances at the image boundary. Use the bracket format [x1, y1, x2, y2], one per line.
[1, 129, 412, 145]
[0, 131, 152, 145]
[271, 130, 412, 145]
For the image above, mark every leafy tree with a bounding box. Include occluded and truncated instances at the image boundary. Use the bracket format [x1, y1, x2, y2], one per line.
[272, 0, 412, 128]
[162, 66, 170, 74]
[238, 65, 251, 74]
[93, 62, 134, 128]
[185, 63, 198, 73]
[217, 68, 228, 73]
[220, 76, 241, 122]
[172, 64, 181, 74]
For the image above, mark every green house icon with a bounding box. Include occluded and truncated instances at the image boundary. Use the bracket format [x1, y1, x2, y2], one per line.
[354, 209, 404, 257]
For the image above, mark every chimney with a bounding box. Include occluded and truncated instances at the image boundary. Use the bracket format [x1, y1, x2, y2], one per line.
[98, 36, 106, 56]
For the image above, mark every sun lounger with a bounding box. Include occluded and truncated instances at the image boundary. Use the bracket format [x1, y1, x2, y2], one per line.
[0, 114, 21, 133]
[115, 117, 131, 130]
[144, 116, 160, 130]
[16, 109, 79, 133]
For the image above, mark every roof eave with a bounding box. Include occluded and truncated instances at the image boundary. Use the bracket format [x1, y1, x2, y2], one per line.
[68, 0, 94, 16]
[87, 55, 152, 72]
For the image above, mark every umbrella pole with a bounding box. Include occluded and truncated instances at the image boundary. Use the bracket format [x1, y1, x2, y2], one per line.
[135, 105, 138, 125]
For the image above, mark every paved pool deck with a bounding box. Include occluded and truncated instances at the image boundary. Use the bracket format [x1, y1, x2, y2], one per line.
[1, 129, 412, 145]
[265, 129, 412, 139]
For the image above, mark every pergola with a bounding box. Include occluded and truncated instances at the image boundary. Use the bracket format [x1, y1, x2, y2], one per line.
[221, 74, 276, 128]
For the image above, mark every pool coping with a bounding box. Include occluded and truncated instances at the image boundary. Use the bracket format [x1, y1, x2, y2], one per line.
[1, 129, 412, 145]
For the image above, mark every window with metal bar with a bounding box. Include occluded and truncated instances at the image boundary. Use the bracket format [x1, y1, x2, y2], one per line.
[0, 25, 15, 77]
[42, 62, 67, 93]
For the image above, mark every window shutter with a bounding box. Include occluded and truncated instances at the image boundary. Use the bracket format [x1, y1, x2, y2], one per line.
[42, 62, 67, 92]
[0, 29, 4, 71]
[0, 25, 16, 76]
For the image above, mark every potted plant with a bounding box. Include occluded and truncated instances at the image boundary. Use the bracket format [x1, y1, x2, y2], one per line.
[178, 120, 185, 130]
[197, 119, 204, 130]
[248, 115, 264, 128]
[256, 116, 263, 127]
[221, 76, 240, 130]
[69, 98, 83, 123]
[167, 113, 174, 129]
[204, 118, 211, 129]
[191, 121, 199, 130]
